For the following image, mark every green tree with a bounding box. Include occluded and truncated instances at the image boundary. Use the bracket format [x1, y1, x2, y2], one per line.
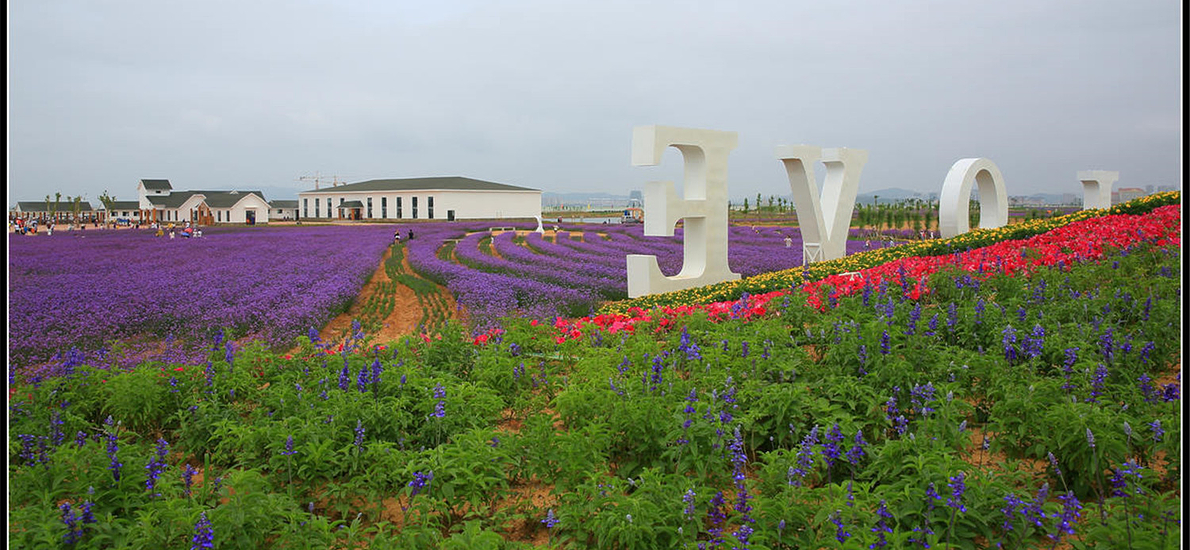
[742, 198, 749, 215]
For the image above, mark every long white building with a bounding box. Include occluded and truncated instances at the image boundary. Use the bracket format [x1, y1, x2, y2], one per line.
[297, 176, 542, 221]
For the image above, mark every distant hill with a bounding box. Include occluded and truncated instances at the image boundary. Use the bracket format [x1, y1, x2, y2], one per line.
[856, 188, 935, 205]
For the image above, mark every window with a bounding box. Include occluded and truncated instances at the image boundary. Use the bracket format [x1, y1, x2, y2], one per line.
[367, 197, 373, 218]
[217, 210, 222, 222]
[428, 196, 434, 219]
[381, 197, 387, 218]
[304, 199, 308, 218]
[412, 196, 418, 219]
[315, 198, 320, 218]
[396, 197, 402, 219]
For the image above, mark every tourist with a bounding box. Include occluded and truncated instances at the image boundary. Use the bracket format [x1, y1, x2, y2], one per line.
[784, 236, 792, 248]
[408, 229, 414, 240]
[394, 229, 401, 243]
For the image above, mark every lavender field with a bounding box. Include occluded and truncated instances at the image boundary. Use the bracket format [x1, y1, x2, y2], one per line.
[404, 221, 888, 326]
[7, 226, 394, 370]
[8, 221, 888, 370]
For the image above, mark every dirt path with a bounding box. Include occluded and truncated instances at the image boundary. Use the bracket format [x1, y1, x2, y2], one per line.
[318, 247, 459, 346]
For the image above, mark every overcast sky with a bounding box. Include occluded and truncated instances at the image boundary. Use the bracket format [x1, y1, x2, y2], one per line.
[8, 0, 1183, 206]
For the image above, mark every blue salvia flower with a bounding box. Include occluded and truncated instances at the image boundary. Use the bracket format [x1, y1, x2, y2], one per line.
[822, 423, 844, 470]
[357, 363, 369, 393]
[541, 508, 559, 529]
[1025, 324, 1045, 359]
[1022, 483, 1048, 529]
[61, 502, 84, 544]
[353, 420, 365, 452]
[75, 431, 87, 449]
[145, 438, 169, 496]
[857, 344, 868, 375]
[905, 302, 921, 336]
[706, 491, 727, 547]
[847, 430, 868, 467]
[1017, 306, 1027, 323]
[925, 482, 940, 511]
[947, 472, 967, 513]
[1002, 325, 1018, 364]
[1085, 428, 1096, 449]
[1149, 420, 1163, 442]
[830, 510, 851, 543]
[974, 298, 985, 325]
[879, 330, 891, 355]
[789, 426, 820, 486]
[1138, 341, 1155, 365]
[1109, 460, 1143, 498]
[183, 464, 198, 497]
[1099, 328, 1115, 363]
[371, 358, 383, 390]
[682, 488, 697, 521]
[871, 500, 894, 548]
[408, 471, 433, 497]
[925, 313, 939, 337]
[105, 432, 122, 482]
[1049, 491, 1083, 543]
[224, 341, 235, 371]
[431, 383, 446, 418]
[191, 511, 214, 549]
[741, 341, 750, 358]
[282, 435, 297, 456]
[307, 327, 321, 343]
[338, 361, 350, 391]
[947, 302, 958, 332]
[910, 382, 936, 417]
[1047, 452, 1063, 479]
[1161, 380, 1180, 402]
[1000, 493, 1024, 532]
[1086, 364, 1108, 403]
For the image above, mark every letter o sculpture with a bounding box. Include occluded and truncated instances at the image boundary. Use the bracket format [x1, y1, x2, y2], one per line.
[938, 158, 1009, 239]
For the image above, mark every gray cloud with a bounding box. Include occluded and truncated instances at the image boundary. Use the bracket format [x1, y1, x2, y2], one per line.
[8, 0, 1182, 205]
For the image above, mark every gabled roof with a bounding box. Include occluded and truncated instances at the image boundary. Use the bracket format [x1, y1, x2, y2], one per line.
[14, 201, 95, 212]
[269, 200, 299, 209]
[106, 201, 141, 211]
[196, 190, 268, 208]
[337, 200, 365, 209]
[146, 191, 202, 209]
[140, 179, 172, 191]
[301, 176, 538, 194]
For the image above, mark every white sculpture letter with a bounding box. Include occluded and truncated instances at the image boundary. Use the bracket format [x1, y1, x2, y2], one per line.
[938, 158, 1009, 239]
[1077, 170, 1119, 210]
[626, 125, 740, 298]
[775, 145, 868, 263]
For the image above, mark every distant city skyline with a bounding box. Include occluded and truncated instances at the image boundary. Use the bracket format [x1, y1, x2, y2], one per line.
[9, 1, 1182, 208]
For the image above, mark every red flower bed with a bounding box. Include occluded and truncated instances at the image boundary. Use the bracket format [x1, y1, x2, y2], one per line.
[548, 205, 1181, 342]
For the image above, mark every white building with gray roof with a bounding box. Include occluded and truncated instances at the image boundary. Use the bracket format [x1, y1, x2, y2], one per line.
[297, 176, 541, 222]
